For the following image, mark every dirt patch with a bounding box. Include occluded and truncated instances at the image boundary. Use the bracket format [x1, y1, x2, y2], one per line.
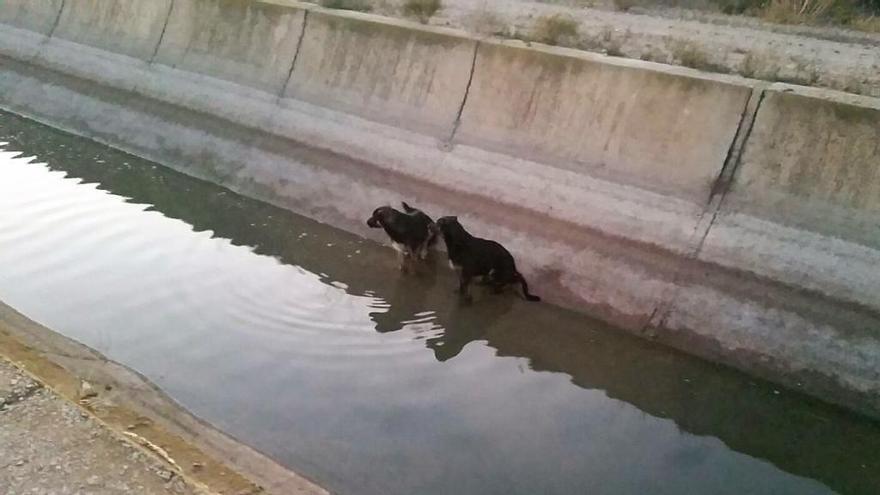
[0, 360, 204, 494]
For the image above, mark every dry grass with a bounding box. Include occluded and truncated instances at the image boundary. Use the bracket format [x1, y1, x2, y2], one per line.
[738, 52, 827, 86]
[605, 38, 625, 56]
[574, 25, 631, 56]
[756, 0, 880, 30]
[739, 52, 764, 78]
[612, 0, 641, 11]
[669, 39, 710, 68]
[668, 39, 733, 72]
[403, 0, 442, 24]
[773, 56, 822, 84]
[531, 14, 580, 45]
[794, 57, 821, 85]
[639, 47, 669, 63]
[604, 28, 628, 56]
[850, 14, 880, 31]
[741, 53, 784, 80]
[760, 0, 838, 23]
[841, 78, 866, 94]
[320, 0, 372, 11]
[538, 0, 880, 33]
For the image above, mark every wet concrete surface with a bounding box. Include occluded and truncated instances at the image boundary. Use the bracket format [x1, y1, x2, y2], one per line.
[1, 110, 880, 495]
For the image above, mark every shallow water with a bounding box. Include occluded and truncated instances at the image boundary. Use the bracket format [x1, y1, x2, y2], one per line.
[0, 111, 878, 495]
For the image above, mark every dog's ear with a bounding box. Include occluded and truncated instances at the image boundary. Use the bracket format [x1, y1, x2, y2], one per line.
[401, 201, 415, 213]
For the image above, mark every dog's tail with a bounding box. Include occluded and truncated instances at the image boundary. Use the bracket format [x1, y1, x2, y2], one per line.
[402, 202, 440, 249]
[516, 272, 541, 302]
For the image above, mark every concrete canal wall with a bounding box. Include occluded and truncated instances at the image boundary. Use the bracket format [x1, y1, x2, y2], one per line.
[0, 0, 878, 418]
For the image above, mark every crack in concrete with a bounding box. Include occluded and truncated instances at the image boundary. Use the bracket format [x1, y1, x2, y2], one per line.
[278, 9, 309, 100]
[447, 40, 480, 144]
[642, 84, 768, 333]
[692, 85, 767, 260]
[46, 0, 66, 40]
[29, 0, 67, 64]
[149, 0, 176, 65]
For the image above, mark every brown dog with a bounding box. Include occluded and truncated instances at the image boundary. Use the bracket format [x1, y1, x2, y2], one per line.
[367, 202, 438, 271]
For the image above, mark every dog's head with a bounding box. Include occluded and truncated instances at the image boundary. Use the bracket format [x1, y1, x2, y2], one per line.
[367, 206, 397, 228]
[435, 216, 466, 239]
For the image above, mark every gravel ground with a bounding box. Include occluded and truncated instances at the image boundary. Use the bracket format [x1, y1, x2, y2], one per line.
[367, 0, 880, 96]
[0, 359, 203, 495]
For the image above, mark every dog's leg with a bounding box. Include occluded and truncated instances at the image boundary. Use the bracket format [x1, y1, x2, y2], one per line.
[478, 269, 496, 286]
[412, 240, 426, 261]
[392, 242, 413, 273]
[458, 272, 473, 303]
[397, 250, 409, 273]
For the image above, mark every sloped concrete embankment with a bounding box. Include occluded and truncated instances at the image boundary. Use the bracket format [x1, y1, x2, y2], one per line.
[0, 0, 877, 418]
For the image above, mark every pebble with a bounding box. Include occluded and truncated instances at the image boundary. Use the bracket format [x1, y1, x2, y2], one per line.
[86, 475, 101, 485]
[80, 381, 98, 399]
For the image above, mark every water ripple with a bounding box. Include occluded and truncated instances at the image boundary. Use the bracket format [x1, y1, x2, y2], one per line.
[0, 155, 434, 366]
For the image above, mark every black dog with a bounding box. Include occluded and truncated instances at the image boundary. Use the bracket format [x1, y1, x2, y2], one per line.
[367, 202, 438, 271]
[435, 216, 540, 302]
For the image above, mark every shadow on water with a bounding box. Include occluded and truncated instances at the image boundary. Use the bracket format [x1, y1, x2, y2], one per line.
[2, 112, 879, 495]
